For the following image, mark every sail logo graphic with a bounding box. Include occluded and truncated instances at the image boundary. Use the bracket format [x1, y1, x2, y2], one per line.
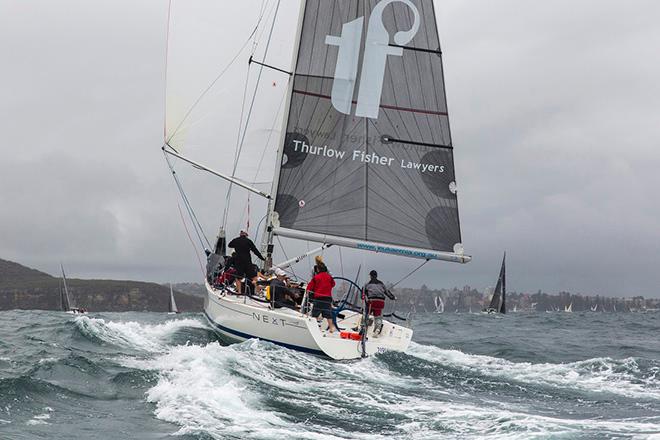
[325, 0, 420, 119]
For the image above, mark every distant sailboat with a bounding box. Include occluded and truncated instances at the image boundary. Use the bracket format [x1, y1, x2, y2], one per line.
[512, 304, 518, 313]
[564, 302, 573, 313]
[168, 284, 179, 314]
[60, 264, 85, 314]
[434, 296, 445, 314]
[590, 304, 598, 312]
[483, 253, 506, 314]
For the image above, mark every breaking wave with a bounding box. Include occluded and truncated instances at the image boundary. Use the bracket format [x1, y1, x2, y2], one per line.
[120, 336, 660, 439]
[2, 311, 659, 439]
[73, 316, 209, 352]
[407, 342, 660, 401]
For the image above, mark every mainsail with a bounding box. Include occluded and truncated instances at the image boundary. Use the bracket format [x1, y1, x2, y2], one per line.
[271, 0, 468, 263]
[487, 253, 506, 314]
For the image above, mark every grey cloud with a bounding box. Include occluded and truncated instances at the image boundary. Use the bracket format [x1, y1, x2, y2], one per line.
[1, 0, 659, 296]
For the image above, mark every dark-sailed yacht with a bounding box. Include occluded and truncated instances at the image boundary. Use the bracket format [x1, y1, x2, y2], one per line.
[483, 253, 506, 314]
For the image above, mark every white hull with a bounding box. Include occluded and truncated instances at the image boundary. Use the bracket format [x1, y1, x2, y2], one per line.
[203, 283, 412, 360]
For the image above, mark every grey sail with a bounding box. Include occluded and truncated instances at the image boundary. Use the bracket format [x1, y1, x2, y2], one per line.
[273, 0, 465, 261]
[487, 253, 506, 314]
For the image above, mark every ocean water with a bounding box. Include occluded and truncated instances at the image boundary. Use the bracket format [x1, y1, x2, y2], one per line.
[0, 310, 658, 439]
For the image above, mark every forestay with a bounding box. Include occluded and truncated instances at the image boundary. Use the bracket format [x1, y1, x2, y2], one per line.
[272, 0, 467, 262]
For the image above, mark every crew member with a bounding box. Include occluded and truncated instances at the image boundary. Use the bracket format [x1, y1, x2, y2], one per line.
[363, 270, 396, 336]
[306, 261, 336, 333]
[228, 230, 265, 294]
[270, 268, 298, 309]
[205, 248, 223, 283]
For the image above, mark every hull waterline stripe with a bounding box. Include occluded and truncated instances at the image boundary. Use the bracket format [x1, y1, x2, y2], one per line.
[203, 311, 326, 356]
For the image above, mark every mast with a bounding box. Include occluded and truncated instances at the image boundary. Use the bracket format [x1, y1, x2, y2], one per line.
[263, 0, 308, 270]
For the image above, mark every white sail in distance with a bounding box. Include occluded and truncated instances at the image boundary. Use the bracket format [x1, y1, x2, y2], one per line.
[169, 284, 179, 314]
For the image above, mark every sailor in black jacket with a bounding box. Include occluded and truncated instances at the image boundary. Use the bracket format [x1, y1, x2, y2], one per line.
[228, 231, 264, 294]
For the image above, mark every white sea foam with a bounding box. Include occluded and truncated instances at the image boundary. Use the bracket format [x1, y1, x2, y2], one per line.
[74, 316, 208, 352]
[407, 342, 660, 400]
[393, 397, 660, 439]
[116, 336, 660, 440]
[26, 407, 52, 426]
[97, 314, 659, 440]
[129, 339, 660, 440]
[125, 340, 371, 439]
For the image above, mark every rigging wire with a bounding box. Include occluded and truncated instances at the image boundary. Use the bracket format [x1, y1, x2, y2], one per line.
[253, 214, 268, 246]
[392, 259, 430, 289]
[164, 151, 211, 249]
[236, 84, 288, 243]
[223, 0, 282, 228]
[226, 60, 253, 228]
[276, 236, 298, 281]
[164, 2, 272, 146]
[176, 202, 206, 276]
[246, 193, 251, 232]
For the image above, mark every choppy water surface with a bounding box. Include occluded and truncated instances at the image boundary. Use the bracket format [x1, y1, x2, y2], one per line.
[0, 310, 658, 439]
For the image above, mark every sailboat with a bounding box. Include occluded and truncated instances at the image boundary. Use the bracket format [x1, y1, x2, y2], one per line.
[590, 304, 597, 312]
[163, 0, 470, 359]
[168, 284, 179, 314]
[60, 264, 85, 314]
[434, 296, 445, 314]
[483, 253, 506, 314]
[564, 302, 573, 313]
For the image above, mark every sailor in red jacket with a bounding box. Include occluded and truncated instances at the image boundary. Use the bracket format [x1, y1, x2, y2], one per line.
[306, 257, 337, 333]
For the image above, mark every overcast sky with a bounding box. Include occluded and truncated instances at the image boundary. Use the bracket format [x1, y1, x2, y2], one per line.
[1, 0, 659, 297]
